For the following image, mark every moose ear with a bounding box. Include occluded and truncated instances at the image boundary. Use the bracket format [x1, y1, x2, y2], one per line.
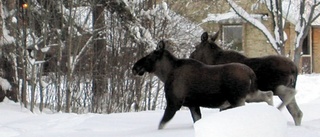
[201, 32, 209, 42]
[211, 30, 219, 42]
[157, 40, 166, 51]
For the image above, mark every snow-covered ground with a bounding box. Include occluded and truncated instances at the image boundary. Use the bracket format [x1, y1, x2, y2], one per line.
[1, 74, 320, 137]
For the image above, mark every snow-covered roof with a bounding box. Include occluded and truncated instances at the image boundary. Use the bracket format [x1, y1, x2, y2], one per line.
[312, 19, 320, 25]
[202, 1, 320, 26]
[281, 0, 320, 25]
[201, 10, 269, 24]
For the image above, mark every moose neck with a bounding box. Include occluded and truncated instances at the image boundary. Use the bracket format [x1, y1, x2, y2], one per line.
[202, 48, 223, 65]
[153, 51, 177, 82]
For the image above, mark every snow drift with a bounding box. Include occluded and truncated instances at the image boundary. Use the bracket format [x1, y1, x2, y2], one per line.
[194, 103, 287, 137]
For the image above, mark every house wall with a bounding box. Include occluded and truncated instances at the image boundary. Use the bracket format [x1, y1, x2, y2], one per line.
[312, 26, 320, 73]
[243, 21, 278, 57]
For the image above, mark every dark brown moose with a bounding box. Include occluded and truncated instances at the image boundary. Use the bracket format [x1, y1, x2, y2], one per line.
[132, 40, 273, 129]
[190, 31, 303, 126]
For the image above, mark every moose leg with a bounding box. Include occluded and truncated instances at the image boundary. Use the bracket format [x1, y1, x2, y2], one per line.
[189, 106, 201, 122]
[219, 101, 231, 111]
[246, 90, 274, 106]
[221, 98, 246, 111]
[285, 97, 303, 126]
[275, 85, 297, 110]
[158, 105, 179, 129]
[275, 85, 303, 126]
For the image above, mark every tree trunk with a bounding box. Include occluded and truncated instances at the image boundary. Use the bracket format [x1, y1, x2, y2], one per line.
[21, 6, 28, 108]
[151, 80, 161, 110]
[0, 1, 2, 38]
[65, 1, 74, 113]
[293, 46, 302, 71]
[293, 33, 306, 68]
[91, 0, 106, 113]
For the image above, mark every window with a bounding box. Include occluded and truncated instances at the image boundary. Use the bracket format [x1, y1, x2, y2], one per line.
[222, 25, 243, 51]
[302, 35, 310, 55]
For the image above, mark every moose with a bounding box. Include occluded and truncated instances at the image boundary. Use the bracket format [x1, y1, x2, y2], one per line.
[132, 40, 273, 129]
[190, 31, 303, 126]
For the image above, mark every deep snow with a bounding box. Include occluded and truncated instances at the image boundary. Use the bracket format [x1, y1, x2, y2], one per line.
[1, 74, 320, 137]
[194, 104, 287, 137]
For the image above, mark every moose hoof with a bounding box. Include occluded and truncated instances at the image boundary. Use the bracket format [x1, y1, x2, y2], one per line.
[158, 123, 165, 130]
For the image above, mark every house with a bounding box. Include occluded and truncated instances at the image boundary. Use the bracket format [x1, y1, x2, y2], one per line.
[166, 0, 320, 73]
[285, 23, 320, 73]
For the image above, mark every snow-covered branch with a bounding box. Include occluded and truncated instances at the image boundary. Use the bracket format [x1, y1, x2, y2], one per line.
[0, 4, 15, 45]
[70, 35, 94, 75]
[105, 0, 156, 48]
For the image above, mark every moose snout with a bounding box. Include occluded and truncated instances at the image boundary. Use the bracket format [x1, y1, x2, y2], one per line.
[132, 66, 145, 76]
[132, 67, 138, 75]
[189, 52, 194, 58]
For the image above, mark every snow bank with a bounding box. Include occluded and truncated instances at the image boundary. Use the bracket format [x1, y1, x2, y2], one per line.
[0, 77, 12, 91]
[194, 103, 287, 137]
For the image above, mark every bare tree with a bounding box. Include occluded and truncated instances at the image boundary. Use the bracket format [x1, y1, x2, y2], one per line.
[0, 1, 2, 40]
[91, 0, 107, 113]
[1, 0, 201, 114]
[292, 0, 320, 65]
